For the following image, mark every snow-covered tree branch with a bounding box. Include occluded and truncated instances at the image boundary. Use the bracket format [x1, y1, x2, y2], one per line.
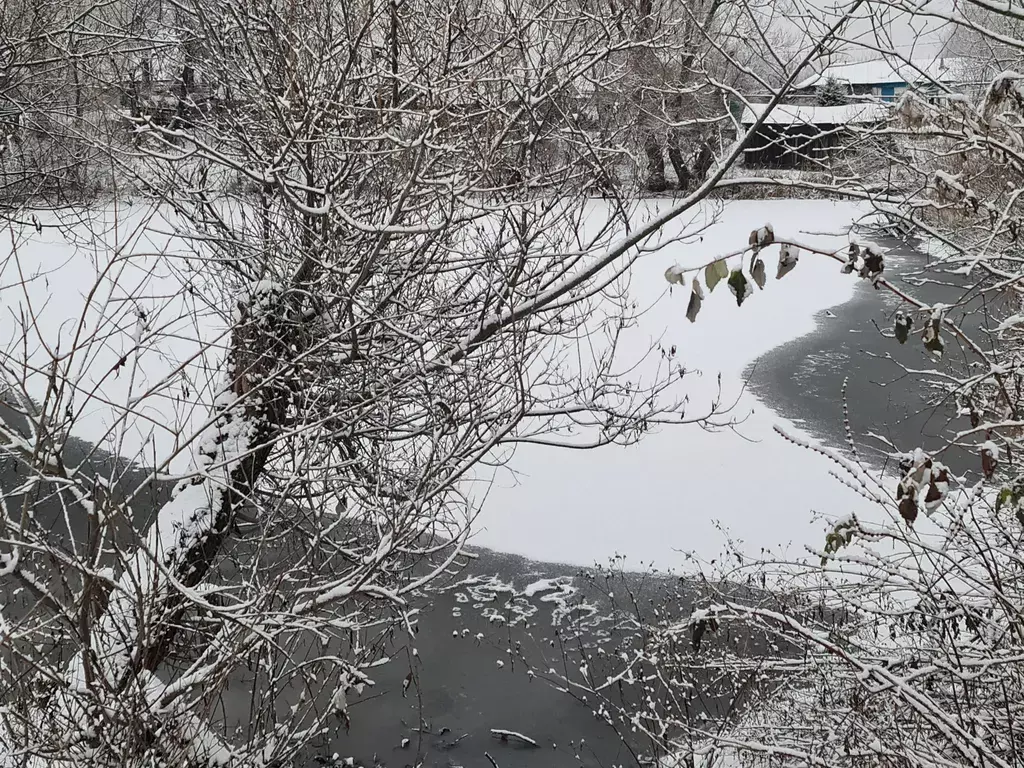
[0, 0, 878, 763]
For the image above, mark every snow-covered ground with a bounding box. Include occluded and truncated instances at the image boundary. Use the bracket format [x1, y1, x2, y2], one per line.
[0, 199, 881, 568]
[471, 198, 882, 569]
[0, 205, 228, 471]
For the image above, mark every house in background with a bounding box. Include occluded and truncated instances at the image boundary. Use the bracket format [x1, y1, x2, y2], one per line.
[739, 102, 889, 168]
[793, 57, 967, 103]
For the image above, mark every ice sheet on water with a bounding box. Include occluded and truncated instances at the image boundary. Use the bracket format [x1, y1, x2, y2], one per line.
[0, 205, 229, 472]
[472, 198, 884, 567]
[523, 576, 571, 597]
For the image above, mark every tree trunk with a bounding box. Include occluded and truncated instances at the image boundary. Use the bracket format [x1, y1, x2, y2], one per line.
[83, 285, 296, 687]
[644, 132, 667, 192]
[668, 142, 690, 190]
[693, 139, 714, 183]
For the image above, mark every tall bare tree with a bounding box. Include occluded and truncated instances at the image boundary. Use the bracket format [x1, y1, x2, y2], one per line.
[0, 0, 865, 764]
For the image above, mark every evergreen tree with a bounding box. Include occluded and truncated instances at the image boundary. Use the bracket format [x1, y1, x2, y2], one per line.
[815, 75, 848, 106]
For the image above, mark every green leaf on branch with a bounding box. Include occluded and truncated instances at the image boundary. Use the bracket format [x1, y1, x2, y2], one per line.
[664, 266, 685, 285]
[686, 281, 703, 323]
[994, 476, 1024, 529]
[705, 260, 728, 292]
[777, 243, 799, 279]
[728, 269, 751, 307]
[996, 487, 1013, 513]
[752, 258, 766, 290]
[821, 515, 858, 565]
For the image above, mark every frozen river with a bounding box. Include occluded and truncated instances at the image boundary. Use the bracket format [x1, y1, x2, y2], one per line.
[2, 197, 955, 768]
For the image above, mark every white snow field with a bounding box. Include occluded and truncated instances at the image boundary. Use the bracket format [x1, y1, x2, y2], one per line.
[0, 198, 879, 566]
[0, 205, 229, 472]
[471, 198, 882, 568]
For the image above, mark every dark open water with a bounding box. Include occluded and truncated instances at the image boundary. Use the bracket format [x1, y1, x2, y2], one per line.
[746, 232, 981, 476]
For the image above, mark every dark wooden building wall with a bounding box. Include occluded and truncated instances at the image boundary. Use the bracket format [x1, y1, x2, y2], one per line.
[741, 123, 852, 168]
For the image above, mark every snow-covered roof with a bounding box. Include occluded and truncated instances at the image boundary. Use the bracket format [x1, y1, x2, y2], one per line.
[740, 102, 890, 126]
[795, 57, 967, 90]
